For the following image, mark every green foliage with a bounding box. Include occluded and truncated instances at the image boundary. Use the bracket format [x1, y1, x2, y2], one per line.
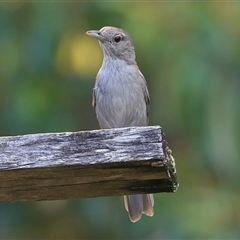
[0, 2, 239, 239]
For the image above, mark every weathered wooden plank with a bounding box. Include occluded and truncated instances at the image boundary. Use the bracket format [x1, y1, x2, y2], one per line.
[0, 126, 178, 202]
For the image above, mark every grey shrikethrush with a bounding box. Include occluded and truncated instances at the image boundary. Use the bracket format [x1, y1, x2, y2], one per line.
[86, 26, 154, 222]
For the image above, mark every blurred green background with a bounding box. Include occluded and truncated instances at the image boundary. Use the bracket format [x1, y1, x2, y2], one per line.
[0, 2, 240, 239]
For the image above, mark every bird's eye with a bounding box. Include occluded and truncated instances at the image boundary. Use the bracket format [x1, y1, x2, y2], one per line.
[114, 34, 123, 43]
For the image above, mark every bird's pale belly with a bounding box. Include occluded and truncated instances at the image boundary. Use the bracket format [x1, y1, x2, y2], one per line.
[95, 92, 147, 129]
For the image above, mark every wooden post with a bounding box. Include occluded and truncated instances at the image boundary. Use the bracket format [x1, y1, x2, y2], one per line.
[0, 126, 178, 202]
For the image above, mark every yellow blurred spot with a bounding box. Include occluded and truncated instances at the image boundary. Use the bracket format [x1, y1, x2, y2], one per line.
[55, 33, 102, 78]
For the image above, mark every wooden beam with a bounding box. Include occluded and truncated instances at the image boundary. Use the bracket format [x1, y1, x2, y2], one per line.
[0, 126, 178, 202]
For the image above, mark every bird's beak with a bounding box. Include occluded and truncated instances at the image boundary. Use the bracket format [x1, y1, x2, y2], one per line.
[86, 30, 105, 41]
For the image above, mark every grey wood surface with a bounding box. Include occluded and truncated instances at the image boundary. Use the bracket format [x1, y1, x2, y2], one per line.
[0, 126, 178, 202]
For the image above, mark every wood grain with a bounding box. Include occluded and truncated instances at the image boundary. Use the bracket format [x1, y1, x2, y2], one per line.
[0, 126, 178, 202]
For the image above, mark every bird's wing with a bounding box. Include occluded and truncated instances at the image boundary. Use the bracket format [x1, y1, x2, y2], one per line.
[144, 82, 150, 120]
[92, 87, 97, 107]
[139, 71, 150, 121]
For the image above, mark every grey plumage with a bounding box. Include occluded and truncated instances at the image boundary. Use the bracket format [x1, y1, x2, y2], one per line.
[86, 26, 154, 222]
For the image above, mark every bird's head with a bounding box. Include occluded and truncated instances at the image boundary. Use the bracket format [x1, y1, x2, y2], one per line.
[86, 26, 136, 64]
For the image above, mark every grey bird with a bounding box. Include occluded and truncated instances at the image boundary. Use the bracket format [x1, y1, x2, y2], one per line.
[86, 26, 154, 222]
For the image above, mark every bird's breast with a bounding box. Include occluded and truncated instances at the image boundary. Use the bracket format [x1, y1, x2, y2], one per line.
[95, 63, 147, 128]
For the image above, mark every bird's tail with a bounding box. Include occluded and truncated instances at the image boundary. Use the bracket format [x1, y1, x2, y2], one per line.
[124, 194, 154, 222]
